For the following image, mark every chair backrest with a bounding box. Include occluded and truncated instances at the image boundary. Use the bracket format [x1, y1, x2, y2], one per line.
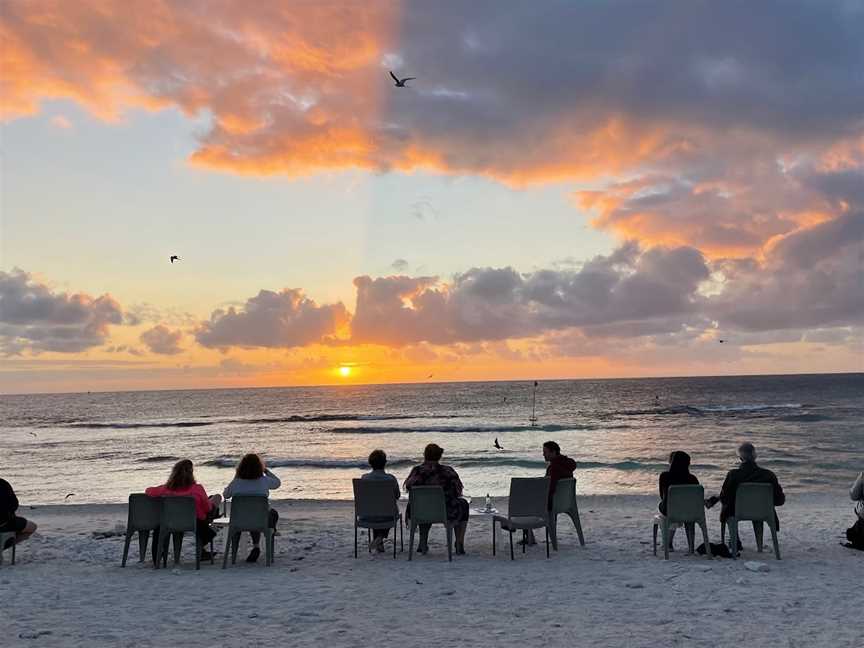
[128, 493, 162, 531]
[666, 485, 705, 523]
[353, 479, 398, 519]
[508, 477, 550, 518]
[734, 483, 774, 521]
[228, 495, 270, 531]
[408, 486, 447, 524]
[552, 478, 576, 514]
[160, 496, 197, 532]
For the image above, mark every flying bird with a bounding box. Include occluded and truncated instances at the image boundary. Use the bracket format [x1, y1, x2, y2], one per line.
[719, 339, 725, 343]
[64, 493, 75, 500]
[28, 431, 38, 438]
[427, 373, 434, 379]
[389, 71, 416, 87]
[494, 438, 503, 450]
[169, 255, 181, 263]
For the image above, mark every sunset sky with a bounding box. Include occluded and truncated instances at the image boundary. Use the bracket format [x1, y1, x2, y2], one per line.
[1, 0, 862, 393]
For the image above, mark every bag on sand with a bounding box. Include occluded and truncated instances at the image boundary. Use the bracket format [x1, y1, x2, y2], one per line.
[845, 518, 864, 551]
[696, 542, 734, 558]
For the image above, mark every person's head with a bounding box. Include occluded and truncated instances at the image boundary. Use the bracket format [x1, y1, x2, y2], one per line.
[236, 453, 265, 480]
[542, 441, 561, 462]
[669, 450, 692, 474]
[368, 449, 388, 470]
[424, 443, 444, 462]
[166, 459, 195, 491]
[737, 442, 757, 463]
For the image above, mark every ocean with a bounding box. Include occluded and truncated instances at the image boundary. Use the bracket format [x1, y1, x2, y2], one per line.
[1, 373, 861, 505]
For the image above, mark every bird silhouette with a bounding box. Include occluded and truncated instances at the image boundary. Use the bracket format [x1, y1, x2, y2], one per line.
[28, 431, 37, 438]
[494, 438, 503, 450]
[427, 373, 434, 379]
[64, 493, 75, 500]
[169, 255, 181, 263]
[719, 339, 725, 343]
[389, 71, 416, 87]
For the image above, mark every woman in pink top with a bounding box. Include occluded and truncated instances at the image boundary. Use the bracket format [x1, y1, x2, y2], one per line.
[145, 459, 222, 561]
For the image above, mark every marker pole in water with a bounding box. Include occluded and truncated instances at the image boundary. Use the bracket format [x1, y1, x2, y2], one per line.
[530, 380, 538, 426]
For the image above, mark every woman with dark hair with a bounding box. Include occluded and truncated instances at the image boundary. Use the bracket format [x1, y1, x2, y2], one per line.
[404, 443, 469, 555]
[222, 453, 281, 563]
[360, 449, 401, 552]
[658, 451, 700, 515]
[0, 478, 37, 550]
[145, 459, 222, 561]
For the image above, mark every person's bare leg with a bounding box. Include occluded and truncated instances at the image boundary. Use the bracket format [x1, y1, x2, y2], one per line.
[455, 522, 467, 554]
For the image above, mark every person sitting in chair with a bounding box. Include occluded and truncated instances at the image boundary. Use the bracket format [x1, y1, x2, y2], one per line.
[223, 453, 281, 563]
[360, 449, 401, 553]
[0, 478, 37, 551]
[705, 442, 785, 552]
[846, 471, 864, 550]
[403, 444, 469, 555]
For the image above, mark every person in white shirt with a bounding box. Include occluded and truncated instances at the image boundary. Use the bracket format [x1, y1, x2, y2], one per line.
[223, 453, 281, 563]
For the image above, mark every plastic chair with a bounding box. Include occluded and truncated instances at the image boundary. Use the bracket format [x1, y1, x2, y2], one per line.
[407, 486, 454, 561]
[353, 479, 403, 559]
[0, 531, 15, 566]
[549, 478, 585, 550]
[121, 494, 162, 567]
[493, 477, 551, 560]
[222, 495, 275, 568]
[724, 483, 781, 560]
[652, 485, 710, 560]
[154, 496, 213, 570]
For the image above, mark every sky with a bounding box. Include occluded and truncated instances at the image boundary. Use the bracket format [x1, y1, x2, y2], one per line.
[0, 0, 862, 394]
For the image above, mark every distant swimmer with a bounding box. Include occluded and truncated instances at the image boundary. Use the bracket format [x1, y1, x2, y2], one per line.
[389, 71, 416, 87]
[494, 438, 503, 450]
[654, 394, 660, 406]
[169, 255, 181, 263]
[64, 493, 75, 500]
[28, 431, 37, 438]
[503, 397, 507, 404]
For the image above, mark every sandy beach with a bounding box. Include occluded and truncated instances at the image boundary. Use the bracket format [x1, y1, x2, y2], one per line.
[1, 493, 860, 648]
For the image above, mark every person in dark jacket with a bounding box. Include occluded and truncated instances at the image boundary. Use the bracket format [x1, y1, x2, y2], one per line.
[706, 442, 785, 532]
[543, 441, 577, 509]
[0, 478, 37, 549]
[524, 441, 577, 545]
[658, 451, 700, 515]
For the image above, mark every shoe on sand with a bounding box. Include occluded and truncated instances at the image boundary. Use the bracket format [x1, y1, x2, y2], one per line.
[246, 547, 261, 563]
[375, 538, 386, 553]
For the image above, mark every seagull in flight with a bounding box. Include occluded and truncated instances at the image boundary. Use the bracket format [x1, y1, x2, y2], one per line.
[64, 493, 75, 500]
[389, 71, 416, 87]
[169, 255, 181, 264]
[718, 339, 725, 343]
[494, 438, 503, 450]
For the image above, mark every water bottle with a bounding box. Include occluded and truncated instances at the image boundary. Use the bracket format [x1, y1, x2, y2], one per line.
[485, 493, 492, 511]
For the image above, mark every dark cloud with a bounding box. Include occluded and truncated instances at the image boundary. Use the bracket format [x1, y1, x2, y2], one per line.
[0, 268, 124, 355]
[350, 244, 710, 346]
[140, 325, 184, 355]
[390, 258, 410, 272]
[195, 288, 349, 349]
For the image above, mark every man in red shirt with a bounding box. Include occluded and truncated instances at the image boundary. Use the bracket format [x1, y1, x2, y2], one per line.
[524, 441, 577, 545]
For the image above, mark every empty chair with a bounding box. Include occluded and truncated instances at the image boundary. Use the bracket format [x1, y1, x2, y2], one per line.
[353, 479, 403, 559]
[155, 496, 213, 570]
[0, 532, 14, 566]
[653, 484, 710, 560]
[222, 495, 275, 568]
[121, 494, 162, 567]
[549, 477, 585, 550]
[407, 486, 453, 561]
[724, 483, 781, 560]
[493, 477, 551, 560]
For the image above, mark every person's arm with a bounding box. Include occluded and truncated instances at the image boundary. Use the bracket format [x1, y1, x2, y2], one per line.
[451, 468, 464, 497]
[658, 473, 668, 499]
[851, 472, 864, 501]
[3, 480, 19, 514]
[403, 467, 418, 491]
[390, 475, 401, 500]
[772, 474, 785, 507]
[222, 479, 234, 500]
[264, 469, 281, 490]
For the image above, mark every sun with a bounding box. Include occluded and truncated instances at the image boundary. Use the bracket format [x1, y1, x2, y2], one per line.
[338, 365, 352, 378]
